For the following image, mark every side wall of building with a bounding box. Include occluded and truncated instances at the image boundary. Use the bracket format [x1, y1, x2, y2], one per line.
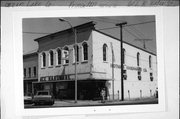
[92, 30, 157, 100]
[123, 43, 157, 100]
[92, 30, 122, 100]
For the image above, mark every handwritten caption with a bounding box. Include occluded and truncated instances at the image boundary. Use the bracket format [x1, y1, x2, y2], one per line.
[2, 0, 179, 7]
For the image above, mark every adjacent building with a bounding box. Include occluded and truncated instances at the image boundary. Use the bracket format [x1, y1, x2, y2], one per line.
[32, 21, 157, 100]
[23, 52, 38, 96]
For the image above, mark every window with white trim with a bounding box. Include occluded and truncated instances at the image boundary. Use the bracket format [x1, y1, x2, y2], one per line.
[41, 52, 46, 68]
[49, 50, 54, 66]
[56, 48, 61, 65]
[63, 47, 69, 64]
[73, 45, 79, 63]
[82, 42, 88, 61]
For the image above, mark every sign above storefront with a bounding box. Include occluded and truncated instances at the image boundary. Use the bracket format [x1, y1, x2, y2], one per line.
[110, 64, 148, 72]
[40, 75, 71, 82]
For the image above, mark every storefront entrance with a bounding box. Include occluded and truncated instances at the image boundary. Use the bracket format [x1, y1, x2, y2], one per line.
[33, 80, 109, 100]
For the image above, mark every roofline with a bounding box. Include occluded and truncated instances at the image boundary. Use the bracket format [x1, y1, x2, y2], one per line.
[34, 21, 96, 42]
[23, 52, 38, 58]
[94, 29, 156, 56]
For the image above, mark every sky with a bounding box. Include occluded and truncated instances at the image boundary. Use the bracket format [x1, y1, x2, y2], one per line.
[23, 16, 156, 54]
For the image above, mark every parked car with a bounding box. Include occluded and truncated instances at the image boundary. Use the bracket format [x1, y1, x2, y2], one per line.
[24, 93, 33, 104]
[33, 90, 54, 105]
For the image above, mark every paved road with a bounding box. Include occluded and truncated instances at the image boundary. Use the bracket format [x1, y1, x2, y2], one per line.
[25, 98, 158, 108]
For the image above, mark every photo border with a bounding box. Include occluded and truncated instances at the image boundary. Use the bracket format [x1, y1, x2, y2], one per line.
[2, 7, 166, 116]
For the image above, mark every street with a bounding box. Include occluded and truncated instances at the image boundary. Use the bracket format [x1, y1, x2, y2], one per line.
[25, 98, 158, 108]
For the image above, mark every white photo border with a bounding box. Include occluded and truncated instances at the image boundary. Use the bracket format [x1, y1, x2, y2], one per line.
[2, 7, 166, 116]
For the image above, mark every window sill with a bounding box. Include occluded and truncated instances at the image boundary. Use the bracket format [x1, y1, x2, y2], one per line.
[72, 62, 80, 65]
[56, 65, 62, 67]
[103, 61, 108, 63]
[63, 64, 69, 66]
[48, 66, 53, 68]
[41, 67, 46, 69]
[81, 61, 88, 64]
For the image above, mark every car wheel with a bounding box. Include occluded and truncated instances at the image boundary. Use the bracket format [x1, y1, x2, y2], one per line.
[50, 102, 54, 105]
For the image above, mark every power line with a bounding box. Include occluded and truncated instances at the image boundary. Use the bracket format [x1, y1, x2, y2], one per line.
[98, 26, 118, 30]
[128, 26, 145, 38]
[125, 21, 155, 27]
[79, 17, 116, 24]
[97, 20, 155, 31]
[23, 32, 52, 34]
[124, 27, 142, 39]
[95, 17, 125, 24]
[125, 27, 143, 39]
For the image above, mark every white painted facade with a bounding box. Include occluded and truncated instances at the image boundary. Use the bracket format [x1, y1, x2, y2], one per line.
[35, 22, 157, 100]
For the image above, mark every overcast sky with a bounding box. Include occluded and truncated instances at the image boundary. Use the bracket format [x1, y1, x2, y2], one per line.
[23, 16, 156, 54]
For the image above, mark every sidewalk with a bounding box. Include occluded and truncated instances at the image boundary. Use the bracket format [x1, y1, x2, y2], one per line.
[53, 98, 158, 107]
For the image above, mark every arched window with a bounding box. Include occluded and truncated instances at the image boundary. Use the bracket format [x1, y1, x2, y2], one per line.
[103, 44, 108, 62]
[63, 47, 69, 64]
[56, 48, 61, 65]
[137, 52, 140, 66]
[73, 45, 79, 62]
[49, 50, 54, 66]
[82, 42, 88, 61]
[149, 55, 152, 68]
[122, 48, 126, 64]
[41, 52, 46, 67]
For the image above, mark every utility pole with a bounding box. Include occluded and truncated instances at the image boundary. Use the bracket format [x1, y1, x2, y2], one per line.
[116, 22, 127, 101]
[59, 18, 77, 103]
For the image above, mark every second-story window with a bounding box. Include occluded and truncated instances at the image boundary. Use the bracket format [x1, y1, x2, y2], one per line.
[82, 42, 88, 61]
[33, 66, 36, 77]
[57, 48, 61, 65]
[73, 45, 79, 62]
[41, 52, 46, 68]
[149, 55, 152, 68]
[28, 67, 31, 78]
[137, 52, 140, 66]
[63, 47, 69, 64]
[24, 68, 26, 78]
[49, 50, 54, 66]
[103, 44, 108, 62]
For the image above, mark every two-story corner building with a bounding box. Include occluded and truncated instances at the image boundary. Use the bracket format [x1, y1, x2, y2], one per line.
[33, 21, 157, 100]
[23, 52, 38, 96]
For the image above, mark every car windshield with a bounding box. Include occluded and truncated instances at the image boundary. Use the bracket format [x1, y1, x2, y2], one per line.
[37, 91, 49, 95]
